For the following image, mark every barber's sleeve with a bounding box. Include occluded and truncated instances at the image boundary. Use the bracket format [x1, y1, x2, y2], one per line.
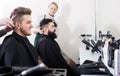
[0, 29, 7, 37]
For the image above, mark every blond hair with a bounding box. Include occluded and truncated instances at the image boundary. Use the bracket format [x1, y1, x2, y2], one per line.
[48, 2, 58, 9]
[10, 7, 31, 23]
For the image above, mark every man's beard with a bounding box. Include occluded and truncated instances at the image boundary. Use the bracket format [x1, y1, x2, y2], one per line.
[48, 30, 57, 39]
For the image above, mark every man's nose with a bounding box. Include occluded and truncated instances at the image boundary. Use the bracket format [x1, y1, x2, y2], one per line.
[30, 24, 33, 28]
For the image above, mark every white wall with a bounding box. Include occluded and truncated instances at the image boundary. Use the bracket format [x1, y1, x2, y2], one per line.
[0, 0, 98, 64]
[56, 0, 96, 63]
[96, 0, 120, 40]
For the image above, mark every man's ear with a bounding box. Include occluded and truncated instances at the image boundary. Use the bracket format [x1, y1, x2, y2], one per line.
[45, 27, 48, 32]
[15, 22, 21, 29]
[43, 27, 48, 34]
[43, 27, 48, 32]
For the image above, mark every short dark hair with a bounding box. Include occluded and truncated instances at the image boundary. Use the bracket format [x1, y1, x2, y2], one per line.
[40, 19, 53, 30]
[10, 7, 31, 23]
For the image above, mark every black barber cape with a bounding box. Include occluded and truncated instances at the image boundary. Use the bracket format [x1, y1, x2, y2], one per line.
[0, 32, 38, 67]
[36, 35, 77, 76]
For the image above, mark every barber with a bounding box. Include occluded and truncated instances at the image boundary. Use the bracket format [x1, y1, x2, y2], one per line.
[0, 18, 14, 37]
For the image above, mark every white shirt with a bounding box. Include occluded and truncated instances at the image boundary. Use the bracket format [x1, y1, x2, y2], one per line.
[35, 13, 55, 28]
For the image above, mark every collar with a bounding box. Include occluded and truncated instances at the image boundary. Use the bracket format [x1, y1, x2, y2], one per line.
[12, 31, 27, 41]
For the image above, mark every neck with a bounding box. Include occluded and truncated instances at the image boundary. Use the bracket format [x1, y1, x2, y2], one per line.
[48, 13, 54, 17]
[43, 32, 48, 35]
[14, 29, 26, 37]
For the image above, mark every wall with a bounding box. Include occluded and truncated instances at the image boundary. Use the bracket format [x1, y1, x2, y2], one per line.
[0, 0, 96, 63]
[96, 0, 120, 40]
[56, 0, 96, 63]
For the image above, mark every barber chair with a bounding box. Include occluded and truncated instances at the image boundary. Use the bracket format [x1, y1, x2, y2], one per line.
[0, 65, 67, 76]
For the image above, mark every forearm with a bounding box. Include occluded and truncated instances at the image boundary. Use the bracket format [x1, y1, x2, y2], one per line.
[0, 29, 7, 37]
[61, 51, 70, 61]
[61, 51, 76, 68]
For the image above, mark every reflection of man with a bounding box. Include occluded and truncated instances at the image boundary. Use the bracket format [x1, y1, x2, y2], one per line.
[0, 18, 14, 37]
[0, 7, 38, 66]
[35, 19, 79, 76]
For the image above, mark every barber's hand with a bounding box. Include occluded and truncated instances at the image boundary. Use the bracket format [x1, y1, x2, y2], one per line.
[33, 28, 43, 34]
[67, 59, 76, 68]
[0, 18, 14, 33]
